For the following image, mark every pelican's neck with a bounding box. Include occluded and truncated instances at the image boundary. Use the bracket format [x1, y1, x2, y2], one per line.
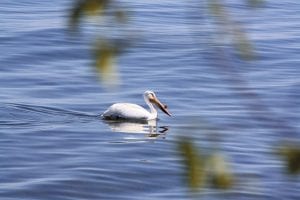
[144, 96, 157, 118]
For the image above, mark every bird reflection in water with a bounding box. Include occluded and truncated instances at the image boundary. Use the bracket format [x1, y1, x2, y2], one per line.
[103, 119, 169, 138]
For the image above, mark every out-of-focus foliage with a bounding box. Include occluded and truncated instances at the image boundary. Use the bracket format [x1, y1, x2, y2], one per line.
[178, 139, 206, 190]
[69, 0, 110, 31]
[278, 144, 300, 174]
[67, 0, 300, 196]
[247, 0, 265, 7]
[208, 154, 233, 189]
[69, 0, 128, 87]
[94, 40, 119, 86]
[68, 0, 260, 87]
[208, 0, 254, 59]
[178, 138, 234, 191]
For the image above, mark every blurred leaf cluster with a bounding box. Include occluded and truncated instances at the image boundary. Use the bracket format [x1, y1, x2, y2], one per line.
[247, 0, 264, 7]
[208, 0, 255, 59]
[178, 138, 233, 191]
[68, 0, 265, 85]
[69, 0, 109, 29]
[69, 0, 128, 86]
[67, 0, 300, 196]
[93, 40, 119, 85]
[278, 144, 300, 174]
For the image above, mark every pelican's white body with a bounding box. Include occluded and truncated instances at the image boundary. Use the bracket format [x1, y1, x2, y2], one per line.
[102, 103, 156, 120]
[101, 91, 170, 121]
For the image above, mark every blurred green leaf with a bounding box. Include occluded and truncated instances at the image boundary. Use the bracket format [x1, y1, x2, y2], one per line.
[233, 28, 254, 60]
[208, 0, 254, 60]
[279, 145, 300, 174]
[208, 154, 234, 189]
[82, 0, 108, 16]
[178, 138, 206, 190]
[115, 10, 128, 23]
[208, 0, 224, 17]
[69, 0, 110, 30]
[178, 138, 234, 191]
[94, 40, 119, 86]
[248, 0, 265, 7]
[211, 172, 233, 189]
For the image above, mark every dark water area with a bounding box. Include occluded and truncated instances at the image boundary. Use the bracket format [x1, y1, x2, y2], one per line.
[1, 1, 300, 199]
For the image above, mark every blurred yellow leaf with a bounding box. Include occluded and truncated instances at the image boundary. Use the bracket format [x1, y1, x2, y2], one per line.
[248, 0, 265, 7]
[208, 0, 254, 60]
[209, 0, 224, 17]
[208, 154, 234, 189]
[115, 10, 128, 23]
[279, 145, 300, 174]
[178, 139, 206, 190]
[82, 0, 108, 16]
[94, 40, 119, 87]
[69, 0, 109, 30]
[234, 28, 254, 60]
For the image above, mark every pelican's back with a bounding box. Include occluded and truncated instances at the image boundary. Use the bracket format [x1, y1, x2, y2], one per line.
[102, 103, 150, 120]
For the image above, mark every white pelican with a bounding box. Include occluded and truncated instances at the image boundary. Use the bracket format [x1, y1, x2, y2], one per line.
[101, 90, 171, 121]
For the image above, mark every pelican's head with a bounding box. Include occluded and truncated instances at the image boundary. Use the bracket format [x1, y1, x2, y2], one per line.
[144, 90, 171, 116]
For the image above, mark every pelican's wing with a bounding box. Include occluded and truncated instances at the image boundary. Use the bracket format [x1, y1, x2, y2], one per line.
[102, 103, 150, 120]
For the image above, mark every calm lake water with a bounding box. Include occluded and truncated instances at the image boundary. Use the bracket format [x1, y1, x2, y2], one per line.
[1, 1, 300, 199]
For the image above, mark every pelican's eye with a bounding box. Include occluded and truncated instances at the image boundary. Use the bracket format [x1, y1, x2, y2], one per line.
[148, 93, 154, 99]
[148, 94, 156, 102]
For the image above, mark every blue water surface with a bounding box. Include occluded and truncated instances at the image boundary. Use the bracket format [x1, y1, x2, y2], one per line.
[1, 0, 300, 199]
